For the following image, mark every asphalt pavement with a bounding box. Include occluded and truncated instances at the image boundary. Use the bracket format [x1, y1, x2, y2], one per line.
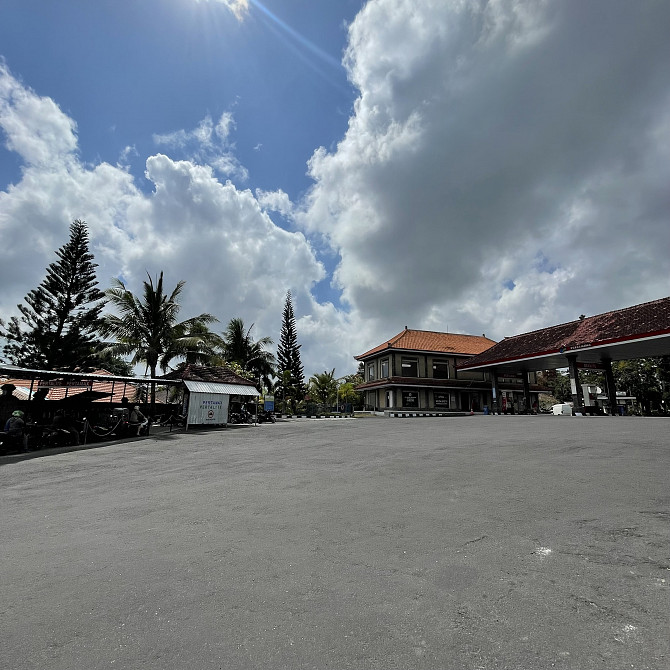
[1, 415, 668, 670]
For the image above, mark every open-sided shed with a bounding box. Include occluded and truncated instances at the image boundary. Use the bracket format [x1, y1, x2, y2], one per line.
[161, 364, 259, 427]
[459, 296, 670, 414]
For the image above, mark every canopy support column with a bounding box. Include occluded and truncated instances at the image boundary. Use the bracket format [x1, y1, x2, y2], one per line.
[491, 369, 501, 415]
[522, 372, 531, 414]
[566, 354, 584, 410]
[602, 358, 618, 416]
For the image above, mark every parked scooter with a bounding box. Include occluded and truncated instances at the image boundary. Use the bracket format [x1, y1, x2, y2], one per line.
[257, 408, 276, 423]
[161, 412, 186, 428]
[229, 406, 254, 424]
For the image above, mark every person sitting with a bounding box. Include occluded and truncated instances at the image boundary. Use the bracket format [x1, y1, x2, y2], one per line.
[52, 409, 80, 445]
[2, 410, 27, 451]
[129, 406, 148, 436]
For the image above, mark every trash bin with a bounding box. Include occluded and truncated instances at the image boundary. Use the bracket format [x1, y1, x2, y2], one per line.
[483, 406, 489, 415]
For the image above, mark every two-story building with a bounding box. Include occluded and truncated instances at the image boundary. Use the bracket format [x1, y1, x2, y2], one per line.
[355, 328, 546, 413]
[354, 328, 496, 412]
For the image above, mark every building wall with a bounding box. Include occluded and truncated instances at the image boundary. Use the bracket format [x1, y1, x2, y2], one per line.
[365, 352, 492, 383]
[362, 351, 497, 411]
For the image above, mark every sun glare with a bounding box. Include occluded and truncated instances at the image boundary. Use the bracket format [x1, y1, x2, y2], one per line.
[193, 0, 249, 22]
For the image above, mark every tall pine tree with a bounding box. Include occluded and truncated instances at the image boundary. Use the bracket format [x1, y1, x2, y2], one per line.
[276, 291, 306, 410]
[2, 220, 105, 370]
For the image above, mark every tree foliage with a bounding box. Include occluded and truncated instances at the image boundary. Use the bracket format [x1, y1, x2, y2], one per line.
[337, 382, 362, 409]
[537, 370, 572, 402]
[339, 371, 364, 408]
[538, 358, 670, 414]
[276, 291, 306, 409]
[1, 220, 105, 370]
[220, 317, 276, 387]
[308, 369, 337, 406]
[613, 357, 668, 414]
[100, 272, 217, 392]
[162, 320, 223, 369]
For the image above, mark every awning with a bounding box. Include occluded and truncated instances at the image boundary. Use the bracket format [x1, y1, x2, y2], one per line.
[184, 380, 259, 396]
[0, 364, 180, 385]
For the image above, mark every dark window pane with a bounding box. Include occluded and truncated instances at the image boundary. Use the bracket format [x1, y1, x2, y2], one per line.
[401, 359, 418, 376]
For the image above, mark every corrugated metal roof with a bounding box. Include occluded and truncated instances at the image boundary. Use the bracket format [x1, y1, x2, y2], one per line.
[0, 364, 179, 384]
[184, 380, 259, 396]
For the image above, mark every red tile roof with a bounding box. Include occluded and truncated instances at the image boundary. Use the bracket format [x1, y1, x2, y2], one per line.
[1, 379, 35, 399]
[355, 329, 497, 360]
[1, 370, 141, 403]
[160, 364, 257, 387]
[461, 295, 670, 368]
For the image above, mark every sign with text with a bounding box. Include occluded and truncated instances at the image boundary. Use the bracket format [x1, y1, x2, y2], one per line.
[37, 380, 92, 388]
[577, 362, 606, 371]
[187, 392, 229, 425]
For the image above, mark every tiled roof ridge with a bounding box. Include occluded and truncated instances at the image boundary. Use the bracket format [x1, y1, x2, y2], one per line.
[500, 295, 670, 342]
[396, 328, 489, 338]
[162, 363, 257, 386]
[356, 329, 497, 359]
[459, 295, 670, 369]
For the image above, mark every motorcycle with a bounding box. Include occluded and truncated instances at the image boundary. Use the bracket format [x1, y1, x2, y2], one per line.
[229, 406, 254, 424]
[257, 408, 276, 423]
[161, 412, 186, 428]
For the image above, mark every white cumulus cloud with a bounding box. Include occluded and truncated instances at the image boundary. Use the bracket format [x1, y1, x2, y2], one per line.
[153, 112, 248, 181]
[0, 63, 352, 376]
[299, 0, 670, 350]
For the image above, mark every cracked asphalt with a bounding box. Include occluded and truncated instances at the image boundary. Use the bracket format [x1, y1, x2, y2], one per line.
[1, 415, 668, 670]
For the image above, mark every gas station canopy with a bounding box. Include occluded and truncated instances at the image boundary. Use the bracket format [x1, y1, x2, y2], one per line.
[459, 296, 670, 374]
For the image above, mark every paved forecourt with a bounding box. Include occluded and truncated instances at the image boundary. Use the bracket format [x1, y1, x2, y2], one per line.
[1, 416, 668, 670]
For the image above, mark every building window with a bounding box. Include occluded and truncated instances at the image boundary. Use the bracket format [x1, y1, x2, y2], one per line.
[380, 358, 389, 378]
[367, 363, 375, 381]
[401, 358, 418, 377]
[434, 392, 450, 408]
[402, 390, 419, 407]
[432, 360, 449, 379]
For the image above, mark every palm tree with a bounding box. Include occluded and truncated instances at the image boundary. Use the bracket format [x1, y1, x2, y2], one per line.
[308, 369, 338, 408]
[161, 320, 223, 369]
[100, 272, 218, 404]
[221, 317, 276, 388]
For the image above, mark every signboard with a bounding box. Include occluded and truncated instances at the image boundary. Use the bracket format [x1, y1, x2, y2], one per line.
[497, 377, 523, 385]
[402, 391, 418, 408]
[495, 371, 523, 379]
[434, 392, 450, 408]
[264, 394, 275, 412]
[38, 380, 91, 388]
[577, 362, 606, 371]
[186, 392, 229, 425]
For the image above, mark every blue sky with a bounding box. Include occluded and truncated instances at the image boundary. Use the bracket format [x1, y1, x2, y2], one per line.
[0, 0, 358, 203]
[1, 1, 669, 377]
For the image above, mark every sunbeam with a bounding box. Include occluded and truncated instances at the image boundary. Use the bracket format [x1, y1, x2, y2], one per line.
[249, 0, 344, 71]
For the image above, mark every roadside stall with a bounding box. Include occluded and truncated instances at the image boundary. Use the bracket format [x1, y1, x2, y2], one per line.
[161, 364, 259, 428]
[0, 364, 180, 452]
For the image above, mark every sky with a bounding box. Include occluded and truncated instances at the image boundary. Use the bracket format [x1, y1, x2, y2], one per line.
[1, 0, 669, 379]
